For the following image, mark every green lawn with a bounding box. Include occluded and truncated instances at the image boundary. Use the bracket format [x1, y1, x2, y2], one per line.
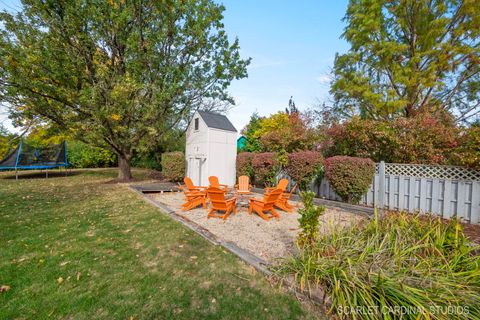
[0, 169, 316, 319]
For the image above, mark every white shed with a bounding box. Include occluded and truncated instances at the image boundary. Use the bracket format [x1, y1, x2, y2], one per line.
[185, 111, 237, 187]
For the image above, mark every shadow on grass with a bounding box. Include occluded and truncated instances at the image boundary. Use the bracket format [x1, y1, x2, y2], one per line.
[1, 170, 83, 180]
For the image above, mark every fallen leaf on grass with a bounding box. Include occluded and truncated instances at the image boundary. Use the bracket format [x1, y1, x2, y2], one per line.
[57, 277, 64, 284]
[190, 256, 197, 260]
[0, 285, 11, 292]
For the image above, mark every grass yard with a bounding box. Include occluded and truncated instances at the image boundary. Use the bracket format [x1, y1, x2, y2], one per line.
[0, 169, 317, 319]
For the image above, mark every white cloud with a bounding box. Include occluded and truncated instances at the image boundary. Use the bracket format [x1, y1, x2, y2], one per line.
[316, 74, 331, 84]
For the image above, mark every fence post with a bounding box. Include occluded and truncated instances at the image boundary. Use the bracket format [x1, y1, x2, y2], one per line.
[377, 161, 386, 213]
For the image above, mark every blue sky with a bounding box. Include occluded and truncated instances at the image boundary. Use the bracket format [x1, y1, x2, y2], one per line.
[0, 0, 350, 133]
[220, 0, 350, 131]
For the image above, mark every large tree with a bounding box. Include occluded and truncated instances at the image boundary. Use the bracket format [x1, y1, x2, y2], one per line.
[331, 0, 479, 122]
[0, 0, 249, 179]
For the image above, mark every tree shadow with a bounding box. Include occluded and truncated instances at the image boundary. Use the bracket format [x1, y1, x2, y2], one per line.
[0, 170, 82, 180]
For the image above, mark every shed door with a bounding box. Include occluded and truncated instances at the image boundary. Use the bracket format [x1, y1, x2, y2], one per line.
[189, 158, 204, 186]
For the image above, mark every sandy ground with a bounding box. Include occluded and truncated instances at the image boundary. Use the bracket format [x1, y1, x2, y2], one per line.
[149, 192, 365, 262]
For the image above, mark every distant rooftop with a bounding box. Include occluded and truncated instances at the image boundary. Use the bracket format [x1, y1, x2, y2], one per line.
[197, 110, 237, 132]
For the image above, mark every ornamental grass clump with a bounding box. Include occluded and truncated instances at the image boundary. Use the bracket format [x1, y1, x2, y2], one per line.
[296, 191, 325, 247]
[277, 211, 480, 319]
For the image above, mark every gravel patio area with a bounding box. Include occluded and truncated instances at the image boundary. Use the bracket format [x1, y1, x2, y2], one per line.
[149, 192, 365, 262]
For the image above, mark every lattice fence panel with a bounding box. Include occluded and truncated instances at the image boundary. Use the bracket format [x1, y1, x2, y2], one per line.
[385, 163, 480, 181]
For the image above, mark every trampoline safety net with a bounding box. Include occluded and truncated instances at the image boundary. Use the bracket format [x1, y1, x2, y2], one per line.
[0, 141, 68, 170]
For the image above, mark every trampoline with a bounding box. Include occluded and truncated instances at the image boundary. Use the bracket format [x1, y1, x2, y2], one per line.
[0, 141, 69, 179]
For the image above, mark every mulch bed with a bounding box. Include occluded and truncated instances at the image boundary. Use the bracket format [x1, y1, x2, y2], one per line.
[386, 211, 480, 244]
[463, 223, 480, 244]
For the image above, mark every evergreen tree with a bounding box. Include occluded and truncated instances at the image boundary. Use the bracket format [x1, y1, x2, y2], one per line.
[331, 0, 479, 123]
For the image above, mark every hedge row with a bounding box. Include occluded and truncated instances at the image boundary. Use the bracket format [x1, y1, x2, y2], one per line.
[237, 152, 375, 203]
[237, 151, 323, 189]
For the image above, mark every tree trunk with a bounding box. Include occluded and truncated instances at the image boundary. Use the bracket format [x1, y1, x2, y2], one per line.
[118, 154, 132, 181]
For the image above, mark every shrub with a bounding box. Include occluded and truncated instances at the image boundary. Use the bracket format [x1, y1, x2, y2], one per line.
[278, 212, 480, 319]
[324, 156, 375, 203]
[453, 126, 480, 171]
[286, 151, 323, 190]
[161, 151, 185, 182]
[67, 140, 117, 168]
[252, 152, 279, 186]
[322, 115, 459, 164]
[236, 152, 255, 179]
[297, 191, 325, 247]
[131, 153, 161, 170]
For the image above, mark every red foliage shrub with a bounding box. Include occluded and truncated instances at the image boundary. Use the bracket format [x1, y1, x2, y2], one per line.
[324, 156, 375, 203]
[321, 115, 459, 164]
[286, 151, 323, 190]
[452, 126, 480, 171]
[252, 152, 279, 186]
[236, 152, 255, 178]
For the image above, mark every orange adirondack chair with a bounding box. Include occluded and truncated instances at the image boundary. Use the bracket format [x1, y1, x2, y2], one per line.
[248, 189, 283, 220]
[208, 176, 228, 190]
[206, 187, 237, 220]
[265, 178, 289, 194]
[178, 183, 207, 211]
[235, 175, 252, 195]
[184, 177, 206, 192]
[274, 183, 297, 212]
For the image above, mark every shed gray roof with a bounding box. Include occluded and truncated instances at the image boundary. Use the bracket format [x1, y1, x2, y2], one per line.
[197, 111, 237, 132]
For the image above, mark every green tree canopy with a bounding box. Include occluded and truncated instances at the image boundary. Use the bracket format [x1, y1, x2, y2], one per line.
[0, 0, 250, 179]
[0, 124, 17, 159]
[331, 0, 479, 123]
[241, 112, 263, 152]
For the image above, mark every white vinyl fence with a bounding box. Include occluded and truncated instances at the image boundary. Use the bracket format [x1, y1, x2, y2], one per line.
[282, 162, 480, 224]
